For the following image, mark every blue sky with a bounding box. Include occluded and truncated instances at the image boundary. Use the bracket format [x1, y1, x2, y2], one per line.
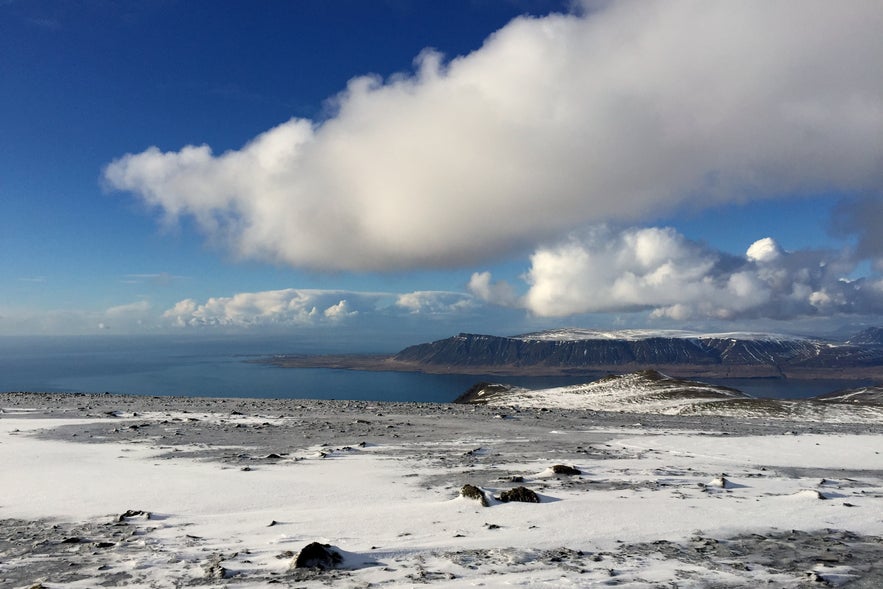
[2, 0, 882, 345]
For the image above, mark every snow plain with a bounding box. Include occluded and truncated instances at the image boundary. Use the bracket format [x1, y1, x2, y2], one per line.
[1, 392, 882, 588]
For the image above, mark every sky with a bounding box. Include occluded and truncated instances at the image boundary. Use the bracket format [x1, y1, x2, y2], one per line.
[1, 0, 882, 347]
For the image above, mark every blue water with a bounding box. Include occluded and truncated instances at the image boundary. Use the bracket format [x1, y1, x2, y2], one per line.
[0, 335, 873, 402]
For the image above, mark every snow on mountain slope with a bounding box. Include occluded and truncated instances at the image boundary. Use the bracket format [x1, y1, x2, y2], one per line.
[457, 370, 745, 413]
[815, 386, 883, 405]
[456, 370, 883, 423]
[515, 328, 812, 343]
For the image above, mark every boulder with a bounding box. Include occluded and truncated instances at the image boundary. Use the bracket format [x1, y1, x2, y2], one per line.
[116, 509, 151, 522]
[292, 542, 343, 570]
[552, 464, 582, 475]
[498, 486, 540, 503]
[460, 484, 490, 507]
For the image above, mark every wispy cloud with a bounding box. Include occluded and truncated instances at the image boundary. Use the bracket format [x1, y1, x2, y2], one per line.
[122, 273, 188, 286]
[0, 299, 155, 334]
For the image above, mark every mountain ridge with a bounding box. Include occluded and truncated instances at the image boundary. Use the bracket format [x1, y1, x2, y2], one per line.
[261, 327, 883, 381]
[388, 328, 883, 379]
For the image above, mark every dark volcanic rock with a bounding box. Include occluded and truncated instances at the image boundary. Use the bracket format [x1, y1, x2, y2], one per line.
[498, 486, 540, 503]
[453, 382, 516, 404]
[292, 542, 343, 570]
[116, 509, 150, 522]
[552, 465, 582, 475]
[460, 484, 490, 507]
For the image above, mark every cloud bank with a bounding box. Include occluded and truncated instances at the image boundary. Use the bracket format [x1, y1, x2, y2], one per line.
[104, 0, 883, 271]
[161, 288, 474, 328]
[472, 226, 883, 320]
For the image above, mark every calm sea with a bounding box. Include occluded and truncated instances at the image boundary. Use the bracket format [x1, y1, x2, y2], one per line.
[0, 335, 872, 402]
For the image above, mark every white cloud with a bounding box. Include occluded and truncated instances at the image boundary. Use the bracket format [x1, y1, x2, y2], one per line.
[104, 0, 883, 271]
[519, 226, 721, 317]
[323, 299, 357, 321]
[161, 288, 476, 328]
[478, 226, 883, 320]
[394, 291, 474, 315]
[105, 300, 152, 317]
[746, 238, 783, 263]
[467, 271, 518, 307]
[163, 289, 340, 327]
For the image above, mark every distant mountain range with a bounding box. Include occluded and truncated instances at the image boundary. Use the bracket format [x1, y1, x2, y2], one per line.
[265, 327, 883, 380]
[388, 327, 883, 379]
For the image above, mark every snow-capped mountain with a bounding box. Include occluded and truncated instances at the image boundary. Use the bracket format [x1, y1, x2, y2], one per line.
[390, 328, 883, 378]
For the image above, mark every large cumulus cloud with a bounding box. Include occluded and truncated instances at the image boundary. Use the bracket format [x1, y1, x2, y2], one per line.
[472, 226, 883, 320]
[104, 0, 883, 271]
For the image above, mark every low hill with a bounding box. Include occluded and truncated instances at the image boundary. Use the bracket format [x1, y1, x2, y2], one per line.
[454, 370, 883, 423]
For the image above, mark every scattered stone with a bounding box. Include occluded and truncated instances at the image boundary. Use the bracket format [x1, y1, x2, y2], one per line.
[806, 571, 831, 584]
[203, 553, 231, 580]
[510, 475, 525, 483]
[116, 510, 150, 522]
[707, 476, 730, 489]
[275, 550, 295, 559]
[552, 464, 582, 475]
[498, 486, 540, 503]
[292, 542, 343, 570]
[460, 484, 490, 507]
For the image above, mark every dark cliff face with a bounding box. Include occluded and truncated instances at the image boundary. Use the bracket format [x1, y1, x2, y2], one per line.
[391, 330, 883, 372]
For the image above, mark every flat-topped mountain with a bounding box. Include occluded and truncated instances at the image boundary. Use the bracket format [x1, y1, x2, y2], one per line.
[389, 328, 883, 379]
[262, 327, 883, 380]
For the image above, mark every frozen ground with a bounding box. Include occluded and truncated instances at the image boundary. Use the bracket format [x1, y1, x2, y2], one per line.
[1, 392, 882, 588]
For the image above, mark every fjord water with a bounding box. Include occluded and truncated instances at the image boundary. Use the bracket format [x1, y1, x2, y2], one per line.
[0, 335, 872, 402]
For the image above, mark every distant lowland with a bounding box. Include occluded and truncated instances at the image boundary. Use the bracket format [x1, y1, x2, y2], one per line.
[262, 326, 883, 381]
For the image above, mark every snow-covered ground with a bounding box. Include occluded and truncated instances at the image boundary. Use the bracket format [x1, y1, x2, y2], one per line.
[1, 393, 882, 588]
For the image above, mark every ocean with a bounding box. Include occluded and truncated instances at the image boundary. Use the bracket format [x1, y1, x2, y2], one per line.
[0, 335, 872, 402]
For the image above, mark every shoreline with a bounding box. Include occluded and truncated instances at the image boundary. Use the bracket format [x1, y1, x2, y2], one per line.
[256, 353, 883, 381]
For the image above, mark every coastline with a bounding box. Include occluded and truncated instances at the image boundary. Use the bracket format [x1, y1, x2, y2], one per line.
[256, 353, 883, 381]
